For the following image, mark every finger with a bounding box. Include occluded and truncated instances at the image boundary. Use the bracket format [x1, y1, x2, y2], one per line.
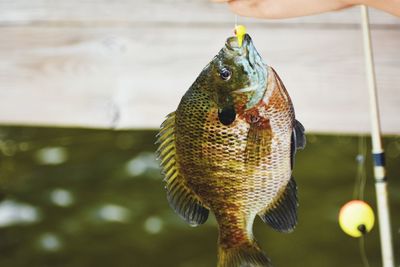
[227, 0, 266, 18]
[229, 0, 356, 19]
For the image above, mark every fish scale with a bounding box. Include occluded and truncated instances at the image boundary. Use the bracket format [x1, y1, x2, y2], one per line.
[157, 33, 305, 267]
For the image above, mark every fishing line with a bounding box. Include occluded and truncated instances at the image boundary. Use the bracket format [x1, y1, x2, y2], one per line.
[353, 135, 367, 200]
[352, 134, 371, 267]
[359, 235, 371, 267]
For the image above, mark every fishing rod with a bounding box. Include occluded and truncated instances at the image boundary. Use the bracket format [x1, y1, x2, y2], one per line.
[359, 5, 395, 267]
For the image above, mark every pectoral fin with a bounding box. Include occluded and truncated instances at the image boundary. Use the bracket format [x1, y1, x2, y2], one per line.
[258, 177, 298, 233]
[291, 119, 306, 169]
[156, 112, 209, 226]
[294, 119, 306, 150]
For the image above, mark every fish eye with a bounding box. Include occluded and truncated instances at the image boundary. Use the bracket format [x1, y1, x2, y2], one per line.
[219, 68, 231, 81]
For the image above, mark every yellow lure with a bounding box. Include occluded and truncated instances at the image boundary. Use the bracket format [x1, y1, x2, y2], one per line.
[234, 25, 247, 47]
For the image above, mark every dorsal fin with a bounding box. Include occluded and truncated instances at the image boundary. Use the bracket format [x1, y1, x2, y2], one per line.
[258, 177, 298, 233]
[156, 112, 209, 226]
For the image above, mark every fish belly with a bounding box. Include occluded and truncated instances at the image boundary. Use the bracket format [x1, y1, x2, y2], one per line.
[177, 110, 291, 216]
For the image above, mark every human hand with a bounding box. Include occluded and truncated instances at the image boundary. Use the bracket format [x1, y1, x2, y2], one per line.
[213, 0, 400, 19]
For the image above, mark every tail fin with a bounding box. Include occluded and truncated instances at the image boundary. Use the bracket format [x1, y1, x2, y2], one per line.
[218, 242, 272, 267]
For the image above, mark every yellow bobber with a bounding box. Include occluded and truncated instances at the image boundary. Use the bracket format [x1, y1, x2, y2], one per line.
[339, 200, 375, 237]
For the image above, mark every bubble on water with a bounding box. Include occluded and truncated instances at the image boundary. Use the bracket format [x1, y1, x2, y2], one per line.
[125, 152, 159, 177]
[0, 200, 41, 227]
[35, 147, 68, 165]
[144, 216, 163, 234]
[39, 233, 62, 252]
[307, 135, 317, 143]
[98, 204, 130, 223]
[0, 140, 17, 156]
[50, 189, 74, 207]
[356, 154, 365, 163]
[18, 142, 30, 151]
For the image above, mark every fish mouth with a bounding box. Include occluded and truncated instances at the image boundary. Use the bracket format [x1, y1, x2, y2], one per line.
[225, 34, 268, 109]
[225, 33, 251, 52]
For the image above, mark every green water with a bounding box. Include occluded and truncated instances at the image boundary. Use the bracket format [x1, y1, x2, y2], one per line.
[0, 126, 399, 267]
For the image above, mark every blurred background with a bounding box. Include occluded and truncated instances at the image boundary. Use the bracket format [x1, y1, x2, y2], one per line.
[0, 1, 399, 267]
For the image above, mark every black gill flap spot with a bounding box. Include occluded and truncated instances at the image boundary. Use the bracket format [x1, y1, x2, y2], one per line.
[218, 106, 236, 126]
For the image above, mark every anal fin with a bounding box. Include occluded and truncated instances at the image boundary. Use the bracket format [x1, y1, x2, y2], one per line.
[258, 177, 298, 233]
[166, 181, 209, 226]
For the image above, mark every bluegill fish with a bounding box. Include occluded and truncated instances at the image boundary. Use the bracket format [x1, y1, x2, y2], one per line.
[156, 33, 305, 267]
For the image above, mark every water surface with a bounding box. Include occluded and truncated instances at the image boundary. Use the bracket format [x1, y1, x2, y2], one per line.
[0, 126, 399, 267]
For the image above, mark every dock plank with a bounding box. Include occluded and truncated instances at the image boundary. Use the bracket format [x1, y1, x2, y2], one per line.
[0, 25, 399, 133]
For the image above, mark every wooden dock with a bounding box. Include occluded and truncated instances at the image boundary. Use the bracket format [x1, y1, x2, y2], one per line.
[0, 1, 399, 134]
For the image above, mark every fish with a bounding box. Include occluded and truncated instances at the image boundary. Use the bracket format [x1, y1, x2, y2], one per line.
[156, 33, 306, 267]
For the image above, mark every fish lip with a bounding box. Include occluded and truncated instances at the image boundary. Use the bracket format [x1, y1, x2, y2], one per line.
[225, 34, 251, 52]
